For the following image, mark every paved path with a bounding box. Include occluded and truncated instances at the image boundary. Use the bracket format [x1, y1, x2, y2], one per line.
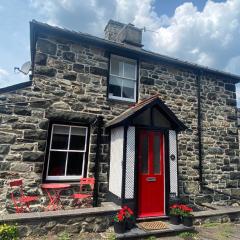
[23, 223, 240, 240]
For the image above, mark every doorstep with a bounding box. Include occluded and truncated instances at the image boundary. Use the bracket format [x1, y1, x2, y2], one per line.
[116, 223, 194, 239]
[136, 215, 169, 222]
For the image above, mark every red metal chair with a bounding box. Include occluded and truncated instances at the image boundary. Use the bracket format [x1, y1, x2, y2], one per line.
[71, 177, 95, 207]
[9, 179, 38, 213]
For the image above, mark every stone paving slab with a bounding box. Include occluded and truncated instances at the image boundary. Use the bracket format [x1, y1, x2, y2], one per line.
[193, 206, 240, 217]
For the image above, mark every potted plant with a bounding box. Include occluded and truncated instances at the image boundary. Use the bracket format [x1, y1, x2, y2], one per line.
[122, 206, 135, 230]
[113, 209, 125, 233]
[181, 205, 194, 227]
[169, 204, 182, 225]
[113, 206, 135, 233]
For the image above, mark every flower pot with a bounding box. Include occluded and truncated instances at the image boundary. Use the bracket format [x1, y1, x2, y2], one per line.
[125, 219, 135, 230]
[182, 216, 193, 227]
[114, 221, 126, 233]
[170, 215, 181, 225]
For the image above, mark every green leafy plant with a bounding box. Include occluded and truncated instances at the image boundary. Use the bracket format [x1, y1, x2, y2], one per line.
[0, 224, 18, 240]
[107, 232, 116, 240]
[181, 205, 193, 217]
[179, 231, 198, 239]
[170, 204, 193, 217]
[147, 236, 157, 240]
[169, 204, 183, 216]
[58, 231, 70, 240]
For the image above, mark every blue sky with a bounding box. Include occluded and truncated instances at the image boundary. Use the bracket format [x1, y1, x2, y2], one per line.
[0, 0, 239, 104]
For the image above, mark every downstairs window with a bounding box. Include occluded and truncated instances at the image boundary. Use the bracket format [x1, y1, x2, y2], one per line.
[46, 124, 88, 181]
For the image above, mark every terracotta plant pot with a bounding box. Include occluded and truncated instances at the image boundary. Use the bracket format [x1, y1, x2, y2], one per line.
[170, 215, 181, 225]
[114, 221, 126, 233]
[182, 216, 193, 227]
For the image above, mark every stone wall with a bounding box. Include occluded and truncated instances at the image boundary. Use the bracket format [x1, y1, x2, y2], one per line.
[0, 30, 239, 213]
[138, 61, 239, 203]
[0, 202, 120, 238]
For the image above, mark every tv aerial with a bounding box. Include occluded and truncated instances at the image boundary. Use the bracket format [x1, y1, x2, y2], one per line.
[14, 61, 31, 75]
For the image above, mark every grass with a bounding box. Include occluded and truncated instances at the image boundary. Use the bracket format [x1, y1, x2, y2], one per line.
[178, 231, 198, 240]
[57, 231, 71, 240]
[216, 224, 232, 240]
[198, 222, 237, 240]
[201, 222, 220, 228]
[106, 233, 116, 240]
[147, 237, 157, 240]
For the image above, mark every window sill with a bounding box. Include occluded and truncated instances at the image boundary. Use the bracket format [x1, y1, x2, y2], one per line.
[107, 98, 137, 105]
[43, 181, 80, 186]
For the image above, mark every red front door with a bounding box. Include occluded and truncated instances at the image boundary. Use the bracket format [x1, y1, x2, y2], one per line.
[138, 130, 165, 218]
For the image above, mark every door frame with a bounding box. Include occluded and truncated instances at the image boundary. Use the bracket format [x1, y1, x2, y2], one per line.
[134, 126, 170, 218]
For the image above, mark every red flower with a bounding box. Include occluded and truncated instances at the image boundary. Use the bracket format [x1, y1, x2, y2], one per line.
[114, 206, 134, 222]
[170, 204, 179, 209]
[128, 208, 133, 215]
[118, 213, 124, 221]
[179, 204, 193, 212]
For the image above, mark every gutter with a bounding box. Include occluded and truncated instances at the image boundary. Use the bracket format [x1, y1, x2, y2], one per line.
[197, 71, 203, 192]
[93, 116, 104, 207]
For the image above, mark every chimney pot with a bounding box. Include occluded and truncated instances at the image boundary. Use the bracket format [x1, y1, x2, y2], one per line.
[104, 20, 143, 48]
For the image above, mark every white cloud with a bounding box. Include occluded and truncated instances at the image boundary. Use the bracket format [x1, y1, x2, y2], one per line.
[150, 0, 240, 75]
[0, 67, 28, 89]
[0, 68, 9, 77]
[0, 68, 9, 85]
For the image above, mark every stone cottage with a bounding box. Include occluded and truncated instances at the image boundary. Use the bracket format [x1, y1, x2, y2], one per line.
[0, 19, 239, 217]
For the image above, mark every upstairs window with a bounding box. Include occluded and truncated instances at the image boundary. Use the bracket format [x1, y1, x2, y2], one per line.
[46, 124, 88, 181]
[109, 55, 137, 102]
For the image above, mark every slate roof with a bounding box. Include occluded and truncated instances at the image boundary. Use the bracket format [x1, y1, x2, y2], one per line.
[0, 81, 32, 94]
[106, 94, 187, 131]
[29, 20, 240, 83]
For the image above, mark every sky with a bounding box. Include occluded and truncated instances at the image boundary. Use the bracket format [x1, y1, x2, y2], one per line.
[0, 0, 240, 103]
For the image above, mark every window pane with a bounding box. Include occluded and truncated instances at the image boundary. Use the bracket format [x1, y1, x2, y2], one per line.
[122, 80, 135, 99]
[111, 57, 123, 76]
[70, 127, 86, 150]
[48, 151, 67, 176]
[67, 152, 84, 175]
[141, 135, 148, 174]
[153, 135, 161, 174]
[109, 75, 122, 86]
[109, 76, 122, 97]
[124, 61, 136, 79]
[51, 125, 69, 149]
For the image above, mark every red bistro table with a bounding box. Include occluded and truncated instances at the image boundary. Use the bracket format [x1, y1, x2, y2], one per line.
[41, 183, 71, 211]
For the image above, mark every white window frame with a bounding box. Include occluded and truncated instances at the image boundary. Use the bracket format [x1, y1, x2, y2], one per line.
[46, 124, 88, 181]
[109, 54, 137, 102]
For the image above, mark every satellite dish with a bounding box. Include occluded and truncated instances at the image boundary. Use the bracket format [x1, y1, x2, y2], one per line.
[20, 61, 31, 74]
[14, 61, 31, 75]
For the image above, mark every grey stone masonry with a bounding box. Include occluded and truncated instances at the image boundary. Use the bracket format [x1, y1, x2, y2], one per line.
[0, 202, 120, 237]
[0, 24, 239, 213]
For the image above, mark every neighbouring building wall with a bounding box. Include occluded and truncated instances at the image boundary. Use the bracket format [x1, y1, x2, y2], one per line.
[0, 31, 239, 213]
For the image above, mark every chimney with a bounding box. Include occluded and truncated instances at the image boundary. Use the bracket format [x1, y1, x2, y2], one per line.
[104, 20, 143, 48]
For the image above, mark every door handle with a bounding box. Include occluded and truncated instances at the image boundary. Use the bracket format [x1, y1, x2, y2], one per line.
[146, 177, 156, 182]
